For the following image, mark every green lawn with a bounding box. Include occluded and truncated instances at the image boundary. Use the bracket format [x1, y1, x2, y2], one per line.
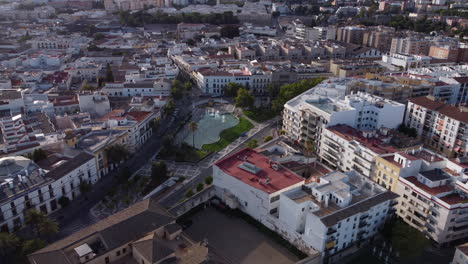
[202, 117, 254, 152]
[243, 108, 277, 123]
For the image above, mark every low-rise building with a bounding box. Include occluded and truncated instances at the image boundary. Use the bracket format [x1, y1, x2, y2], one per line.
[453, 243, 468, 264]
[0, 152, 97, 232]
[28, 198, 208, 264]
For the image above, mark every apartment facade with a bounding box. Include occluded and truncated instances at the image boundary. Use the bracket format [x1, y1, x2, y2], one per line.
[283, 91, 405, 146]
[214, 149, 397, 262]
[390, 37, 431, 55]
[0, 152, 97, 232]
[405, 96, 468, 157]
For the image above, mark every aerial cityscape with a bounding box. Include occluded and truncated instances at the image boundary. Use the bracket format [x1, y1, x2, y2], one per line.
[0, 0, 467, 263]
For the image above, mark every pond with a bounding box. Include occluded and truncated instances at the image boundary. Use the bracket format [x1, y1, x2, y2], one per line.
[184, 109, 239, 149]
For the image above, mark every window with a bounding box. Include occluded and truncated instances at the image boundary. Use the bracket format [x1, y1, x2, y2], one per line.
[105, 257, 110, 264]
[270, 196, 280, 203]
[116, 250, 120, 256]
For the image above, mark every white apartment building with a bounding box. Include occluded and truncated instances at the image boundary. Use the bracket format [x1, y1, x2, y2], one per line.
[214, 148, 305, 226]
[390, 37, 431, 55]
[0, 89, 25, 116]
[194, 68, 272, 95]
[408, 65, 468, 104]
[405, 96, 468, 157]
[102, 79, 172, 97]
[0, 114, 39, 156]
[382, 53, 432, 70]
[280, 170, 397, 261]
[318, 125, 399, 178]
[395, 157, 468, 245]
[283, 89, 405, 146]
[453, 243, 468, 264]
[101, 110, 155, 152]
[214, 148, 397, 262]
[78, 92, 111, 118]
[0, 152, 97, 232]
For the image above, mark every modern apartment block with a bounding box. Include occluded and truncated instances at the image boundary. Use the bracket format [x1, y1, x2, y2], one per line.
[213, 148, 397, 262]
[395, 159, 468, 245]
[405, 96, 468, 157]
[283, 89, 405, 146]
[390, 37, 431, 55]
[372, 148, 443, 191]
[336, 27, 366, 45]
[0, 152, 97, 232]
[318, 124, 406, 178]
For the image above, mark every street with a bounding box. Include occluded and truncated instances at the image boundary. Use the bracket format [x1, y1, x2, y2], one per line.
[50, 96, 193, 239]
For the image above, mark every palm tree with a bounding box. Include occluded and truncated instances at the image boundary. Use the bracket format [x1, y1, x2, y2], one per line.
[0, 232, 20, 256]
[188, 122, 198, 148]
[304, 140, 316, 179]
[38, 219, 59, 238]
[25, 209, 47, 236]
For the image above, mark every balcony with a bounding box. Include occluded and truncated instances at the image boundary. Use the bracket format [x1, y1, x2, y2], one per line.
[358, 220, 367, 229]
[360, 214, 369, 220]
[326, 228, 337, 235]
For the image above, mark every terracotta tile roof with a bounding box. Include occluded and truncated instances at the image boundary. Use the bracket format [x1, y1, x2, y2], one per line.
[327, 125, 397, 155]
[409, 96, 468, 123]
[125, 111, 152, 123]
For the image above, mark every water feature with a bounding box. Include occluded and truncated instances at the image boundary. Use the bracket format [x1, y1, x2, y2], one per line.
[184, 109, 239, 149]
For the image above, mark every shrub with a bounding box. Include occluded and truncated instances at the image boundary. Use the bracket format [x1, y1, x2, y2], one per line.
[205, 176, 213, 185]
[186, 189, 194, 198]
[196, 183, 204, 192]
[264, 136, 273, 143]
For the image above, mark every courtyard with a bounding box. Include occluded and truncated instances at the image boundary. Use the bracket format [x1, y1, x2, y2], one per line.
[185, 207, 300, 264]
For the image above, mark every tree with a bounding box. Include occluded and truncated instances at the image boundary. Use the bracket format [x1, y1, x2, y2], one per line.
[165, 99, 175, 115]
[188, 122, 198, 148]
[30, 148, 47, 162]
[94, 33, 105, 41]
[171, 80, 184, 100]
[106, 144, 129, 164]
[196, 183, 204, 192]
[272, 78, 326, 113]
[220, 25, 240, 38]
[235, 88, 254, 109]
[38, 218, 59, 238]
[81, 84, 96, 91]
[0, 232, 20, 256]
[22, 239, 46, 255]
[186, 189, 194, 198]
[224, 82, 243, 97]
[264, 136, 273, 143]
[303, 140, 315, 178]
[204, 176, 213, 185]
[58, 196, 70, 208]
[186, 38, 196, 46]
[151, 161, 168, 180]
[25, 210, 47, 236]
[246, 139, 258, 149]
[105, 63, 114, 82]
[25, 210, 58, 238]
[79, 181, 92, 195]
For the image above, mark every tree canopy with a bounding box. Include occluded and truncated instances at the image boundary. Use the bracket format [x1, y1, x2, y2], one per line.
[119, 10, 239, 27]
[272, 78, 326, 113]
[235, 88, 254, 109]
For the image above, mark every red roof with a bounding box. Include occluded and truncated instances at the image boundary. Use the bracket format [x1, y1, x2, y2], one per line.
[215, 148, 304, 194]
[403, 176, 453, 196]
[409, 96, 468, 123]
[327, 125, 397, 154]
[125, 111, 152, 123]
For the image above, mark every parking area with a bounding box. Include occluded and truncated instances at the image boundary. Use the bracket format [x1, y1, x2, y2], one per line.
[185, 207, 299, 264]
